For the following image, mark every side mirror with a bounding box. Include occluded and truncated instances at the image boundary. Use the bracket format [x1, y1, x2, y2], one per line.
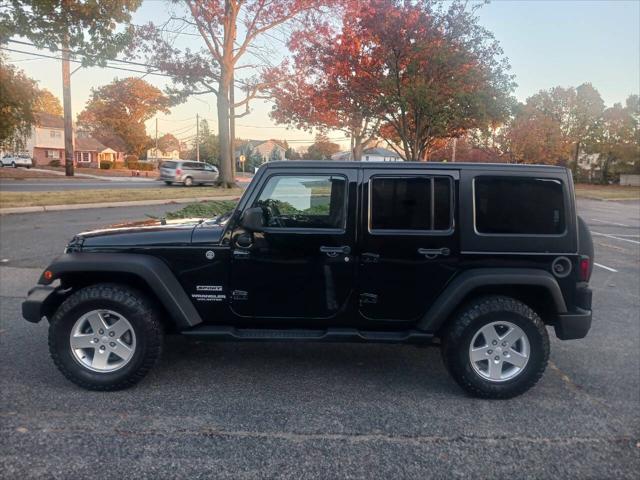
[241, 206, 265, 232]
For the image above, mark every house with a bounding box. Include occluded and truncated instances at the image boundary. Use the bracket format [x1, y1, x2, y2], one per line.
[24, 113, 66, 166]
[93, 134, 127, 164]
[146, 147, 180, 163]
[331, 147, 403, 162]
[235, 139, 286, 164]
[74, 137, 118, 168]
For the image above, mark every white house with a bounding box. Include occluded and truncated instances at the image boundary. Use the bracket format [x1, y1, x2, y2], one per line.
[146, 147, 180, 163]
[23, 113, 66, 166]
[331, 147, 403, 162]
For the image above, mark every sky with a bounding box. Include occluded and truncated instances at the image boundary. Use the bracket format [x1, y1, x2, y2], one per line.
[4, 0, 640, 151]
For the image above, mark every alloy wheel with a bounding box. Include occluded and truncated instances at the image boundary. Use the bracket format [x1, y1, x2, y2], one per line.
[69, 309, 137, 373]
[469, 321, 530, 382]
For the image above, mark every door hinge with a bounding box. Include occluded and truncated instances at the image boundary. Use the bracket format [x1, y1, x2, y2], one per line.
[359, 293, 378, 305]
[232, 290, 248, 301]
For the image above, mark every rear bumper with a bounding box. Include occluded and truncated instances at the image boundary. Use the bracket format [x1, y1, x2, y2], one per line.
[554, 308, 592, 340]
[22, 285, 57, 323]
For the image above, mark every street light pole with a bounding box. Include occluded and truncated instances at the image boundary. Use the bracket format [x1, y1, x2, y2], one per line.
[196, 114, 200, 162]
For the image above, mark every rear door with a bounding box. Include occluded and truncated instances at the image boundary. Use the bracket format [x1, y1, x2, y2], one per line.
[358, 168, 459, 322]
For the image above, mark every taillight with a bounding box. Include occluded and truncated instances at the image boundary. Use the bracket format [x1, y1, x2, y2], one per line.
[579, 256, 591, 282]
[175, 168, 182, 175]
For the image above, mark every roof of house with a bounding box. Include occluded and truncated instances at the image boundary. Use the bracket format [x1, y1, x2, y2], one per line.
[35, 112, 64, 129]
[331, 147, 403, 161]
[75, 137, 108, 152]
[363, 147, 401, 157]
[94, 134, 127, 152]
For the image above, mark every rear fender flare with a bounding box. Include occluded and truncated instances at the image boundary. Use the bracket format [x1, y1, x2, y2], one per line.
[418, 268, 567, 332]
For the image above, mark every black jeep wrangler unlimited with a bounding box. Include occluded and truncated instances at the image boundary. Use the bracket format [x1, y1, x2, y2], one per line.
[23, 162, 593, 398]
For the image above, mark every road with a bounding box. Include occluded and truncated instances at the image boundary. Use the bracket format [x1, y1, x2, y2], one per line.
[0, 179, 165, 191]
[0, 199, 638, 478]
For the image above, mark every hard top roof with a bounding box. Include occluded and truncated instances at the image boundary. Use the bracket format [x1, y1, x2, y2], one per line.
[263, 160, 568, 173]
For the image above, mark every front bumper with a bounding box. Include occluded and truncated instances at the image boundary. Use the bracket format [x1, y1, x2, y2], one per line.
[22, 285, 58, 323]
[554, 308, 592, 340]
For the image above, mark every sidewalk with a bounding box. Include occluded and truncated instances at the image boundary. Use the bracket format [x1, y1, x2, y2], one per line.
[0, 195, 238, 215]
[28, 168, 157, 182]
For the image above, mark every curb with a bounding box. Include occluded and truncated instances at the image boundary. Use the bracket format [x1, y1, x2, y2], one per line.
[0, 196, 239, 215]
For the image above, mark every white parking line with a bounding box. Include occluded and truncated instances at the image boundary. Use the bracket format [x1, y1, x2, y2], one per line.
[594, 262, 618, 273]
[592, 231, 640, 245]
[590, 218, 630, 227]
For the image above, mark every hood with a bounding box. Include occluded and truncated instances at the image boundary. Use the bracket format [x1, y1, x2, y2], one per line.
[73, 217, 225, 249]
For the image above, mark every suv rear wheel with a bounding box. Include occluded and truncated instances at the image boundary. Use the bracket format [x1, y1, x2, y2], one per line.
[48, 283, 163, 390]
[442, 295, 549, 399]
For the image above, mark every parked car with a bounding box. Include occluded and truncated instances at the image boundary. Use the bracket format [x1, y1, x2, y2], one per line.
[159, 160, 219, 186]
[23, 161, 593, 398]
[1, 153, 33, 168]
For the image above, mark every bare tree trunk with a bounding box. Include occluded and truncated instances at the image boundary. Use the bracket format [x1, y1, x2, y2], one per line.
[61, 34, 74, 177]
[352, 135, 363, 161]
[572, 140, 581, 175]
[217, 71, 234, 187]
[229, 70, 236, 177]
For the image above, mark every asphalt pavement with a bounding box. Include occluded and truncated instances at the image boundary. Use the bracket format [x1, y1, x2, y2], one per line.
[0, 178, 164, 191]
[0, 199, 638, 478]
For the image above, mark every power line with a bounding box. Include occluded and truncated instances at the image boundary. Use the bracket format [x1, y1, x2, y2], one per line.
[1, 47, 175, 78]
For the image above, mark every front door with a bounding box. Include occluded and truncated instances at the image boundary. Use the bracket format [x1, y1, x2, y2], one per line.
[358, 169, 459, 323]
[230, 169, 357, 322]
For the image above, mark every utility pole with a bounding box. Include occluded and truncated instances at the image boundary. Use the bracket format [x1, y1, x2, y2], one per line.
[61, 33, 74, 176]
[154, 117, 158, 163]
[196, 114, 200, 162]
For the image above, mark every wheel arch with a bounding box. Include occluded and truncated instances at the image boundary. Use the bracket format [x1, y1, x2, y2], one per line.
[418, 268, 567, 333]
[40, 253, 202, 330]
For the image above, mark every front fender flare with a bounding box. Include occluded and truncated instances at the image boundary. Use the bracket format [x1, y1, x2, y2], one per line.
[417, 268, 567, 332]
[39, 253, 202, 329]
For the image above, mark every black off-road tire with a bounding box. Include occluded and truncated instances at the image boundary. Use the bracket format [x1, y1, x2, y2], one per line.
[441, 295, 550, 399]
[48, 283, 163, 391]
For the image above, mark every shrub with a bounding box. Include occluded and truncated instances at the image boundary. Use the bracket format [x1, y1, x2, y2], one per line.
[99, 161, 112, 170]
[125, 154, 139, 163]
[49, 160, 60, 167]
[126, 160, 155, 171]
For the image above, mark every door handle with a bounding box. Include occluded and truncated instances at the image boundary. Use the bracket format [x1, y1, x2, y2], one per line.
[417, 247, 450, 259]
[362, 252, 380, 263]
[320, 245, 351, 257]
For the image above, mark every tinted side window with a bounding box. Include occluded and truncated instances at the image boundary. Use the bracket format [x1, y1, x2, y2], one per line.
[184, 162, 203, 170]
[474, 176, 565, 235]
[161, 161, 177, 169]
[254, 175, 346, 229]
[370, 176, 452, 231]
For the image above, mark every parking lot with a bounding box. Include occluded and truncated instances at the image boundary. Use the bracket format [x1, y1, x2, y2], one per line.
[1, 198, 638, 478]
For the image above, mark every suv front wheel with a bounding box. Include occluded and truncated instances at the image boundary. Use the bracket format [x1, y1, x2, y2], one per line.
[48, 283, 163, 390]
[442, 295, 549, 399]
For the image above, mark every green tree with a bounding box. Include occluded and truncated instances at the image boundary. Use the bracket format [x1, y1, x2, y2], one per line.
[587, 96, 639, 183]
[33, 88, 63, 116]
[0, 0, 143, 175]
[304, 133, 340, 160]
[0, 55, 38, 148]
[77, 77, 170, 157]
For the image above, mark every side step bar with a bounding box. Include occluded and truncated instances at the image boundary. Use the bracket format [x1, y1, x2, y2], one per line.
[181, 326, 434, 344]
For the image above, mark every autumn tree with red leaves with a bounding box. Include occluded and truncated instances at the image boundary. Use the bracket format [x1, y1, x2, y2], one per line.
[135, 0, 332, 187]
[269, 0, 514, 161]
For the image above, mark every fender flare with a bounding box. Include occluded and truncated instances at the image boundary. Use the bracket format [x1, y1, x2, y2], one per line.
[417, 268, 567, 332]
[39, 253, 202, 329]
